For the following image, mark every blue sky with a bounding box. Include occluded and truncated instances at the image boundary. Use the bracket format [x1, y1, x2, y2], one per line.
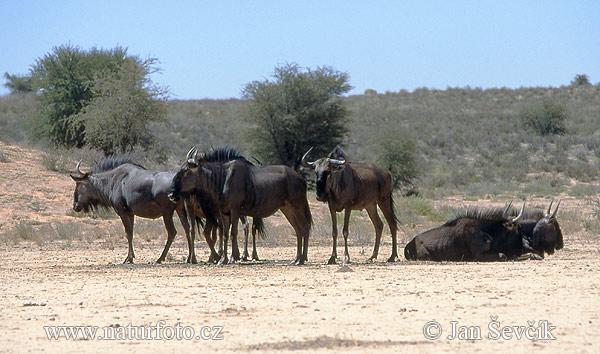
[1, 1, 599, 99]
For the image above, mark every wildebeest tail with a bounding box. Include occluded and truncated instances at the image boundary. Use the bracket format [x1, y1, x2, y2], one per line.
[253, 218, 267, 240]
[194, 216, 205, 234]
[304, 198, 313, 227]
[404, 238, 417, 260]
[390, 196, 400, 228]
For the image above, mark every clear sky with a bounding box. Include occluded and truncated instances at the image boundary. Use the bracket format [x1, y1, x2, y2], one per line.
[1, 1, 599, 99]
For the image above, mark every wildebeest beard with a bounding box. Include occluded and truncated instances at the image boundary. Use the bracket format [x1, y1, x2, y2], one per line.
[75, 177, 114, 214]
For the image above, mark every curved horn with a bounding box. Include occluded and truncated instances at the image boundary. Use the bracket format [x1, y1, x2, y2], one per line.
[186, 146, 197, 160]
[251, 156, 263, 166]
[75, 159, 85, 175]
[544, 199, 554, 218]
[549, 199, 561, 219]
[511, 201, 525, 223]
[503, 200, 513, 218]
[301, 147, 316, 168]
[329, 157, 347, 166]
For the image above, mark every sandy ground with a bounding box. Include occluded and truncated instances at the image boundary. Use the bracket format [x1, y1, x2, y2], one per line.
[0, 242, 598, 353]
[1, 141, 599, 353]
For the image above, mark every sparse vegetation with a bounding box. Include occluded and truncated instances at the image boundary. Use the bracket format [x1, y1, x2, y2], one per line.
[3, 83, 600, 199]
[520, 100, 568, 136]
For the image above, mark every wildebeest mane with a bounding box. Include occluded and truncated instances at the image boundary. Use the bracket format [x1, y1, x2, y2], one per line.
[444, 207, 508, 227]
[200, 146, 251, 164]
[92, 154, 145, 173]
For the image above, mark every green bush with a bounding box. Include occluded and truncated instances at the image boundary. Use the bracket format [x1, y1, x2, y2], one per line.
[520, 100, 568, 136]
[242, 63, 351, 171]
[373, 129, 418, 192]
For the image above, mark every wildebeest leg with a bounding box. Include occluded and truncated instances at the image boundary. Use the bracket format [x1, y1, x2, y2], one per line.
[172, 202, 198, 264]
[471, 232, 505, 261]
[327, 205, 339, 265]
[241, 216, 250, 261]
[365, 204, 384, 263]
[231, 218, 241, 262]
[218, 215, 232, 265]
[229, 214, 241, 263]
[477, 253, 508, 262]
[379, 198, 399, 262]
[157, 210, 181, 263]
[204, 223, 219, 263]
[342, 207, 352, 264]
[281, 206, 309, 265]
[251, 220, 260, 261]
[118, 213, 135, 264]
[521, 238, 544, 259]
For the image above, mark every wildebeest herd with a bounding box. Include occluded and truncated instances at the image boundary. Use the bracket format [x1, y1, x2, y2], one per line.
[69, 146, 563, 265]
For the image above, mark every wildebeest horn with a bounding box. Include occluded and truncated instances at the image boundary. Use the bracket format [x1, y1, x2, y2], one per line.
[75, 159, 86, 175]
[511, 201, 525, 223]
[301, 147, 316, 168]
[329, 157, 347, 166]
[549, 199, 561, 219]
[503, 200, 513, 218]
[544, 199, 554, 218]
[186, 147, 196, 160]
[186, 146, 199, 163]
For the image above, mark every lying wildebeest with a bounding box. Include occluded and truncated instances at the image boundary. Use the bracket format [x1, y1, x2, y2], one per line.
[302, 146, 399, 264]
[403, 202, 543, 261]
[508, 199, 563, 259]
[70, 156, 194, 264]
[169, 146, 312, 265]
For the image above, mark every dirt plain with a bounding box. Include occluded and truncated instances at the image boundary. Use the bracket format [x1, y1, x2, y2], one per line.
[0, 141, 599, 353]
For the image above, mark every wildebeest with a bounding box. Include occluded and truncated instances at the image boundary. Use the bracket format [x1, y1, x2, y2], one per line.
[172, 147, 261, 263]
[302, 146, 399, 264]
[509, 199, 563, 259]
[403, 202, 543, 261]
[169, 146, 312, 265]
[184, 184, 258, 263]
[69, 156, 193, 264]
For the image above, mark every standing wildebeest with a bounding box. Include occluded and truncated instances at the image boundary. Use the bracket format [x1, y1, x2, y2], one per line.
[70, 156, 194, 264]
[169, 147, 312, 265]
[170, 147, 261, 263]
[510, 199, 563, 259]
[302, 146, 399, 264]
[403, 202, 542, 261]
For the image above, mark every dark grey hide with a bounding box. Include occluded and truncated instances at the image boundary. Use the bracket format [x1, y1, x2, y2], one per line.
[70, 156, 191, 264]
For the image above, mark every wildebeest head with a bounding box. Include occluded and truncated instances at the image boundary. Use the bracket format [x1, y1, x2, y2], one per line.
[301, 146, 349, 202]
[531, 200, 563, 255]
[69, 160, 94, 212]
[168, 147, 200, 203]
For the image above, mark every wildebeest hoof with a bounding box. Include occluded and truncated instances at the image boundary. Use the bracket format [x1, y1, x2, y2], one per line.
[123, 257, 134, 264]
[342, 259, 350, 265]
[387, 255, 398, 262]
[365, 257, 376, 264]
[498, 253, 507, 261]
[155, 258, 164, 264]
[327, 256, 337, 265]
[252, 254, 260, 261]
[191, 257, 198, 264]
[217, 257, 229, 265]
